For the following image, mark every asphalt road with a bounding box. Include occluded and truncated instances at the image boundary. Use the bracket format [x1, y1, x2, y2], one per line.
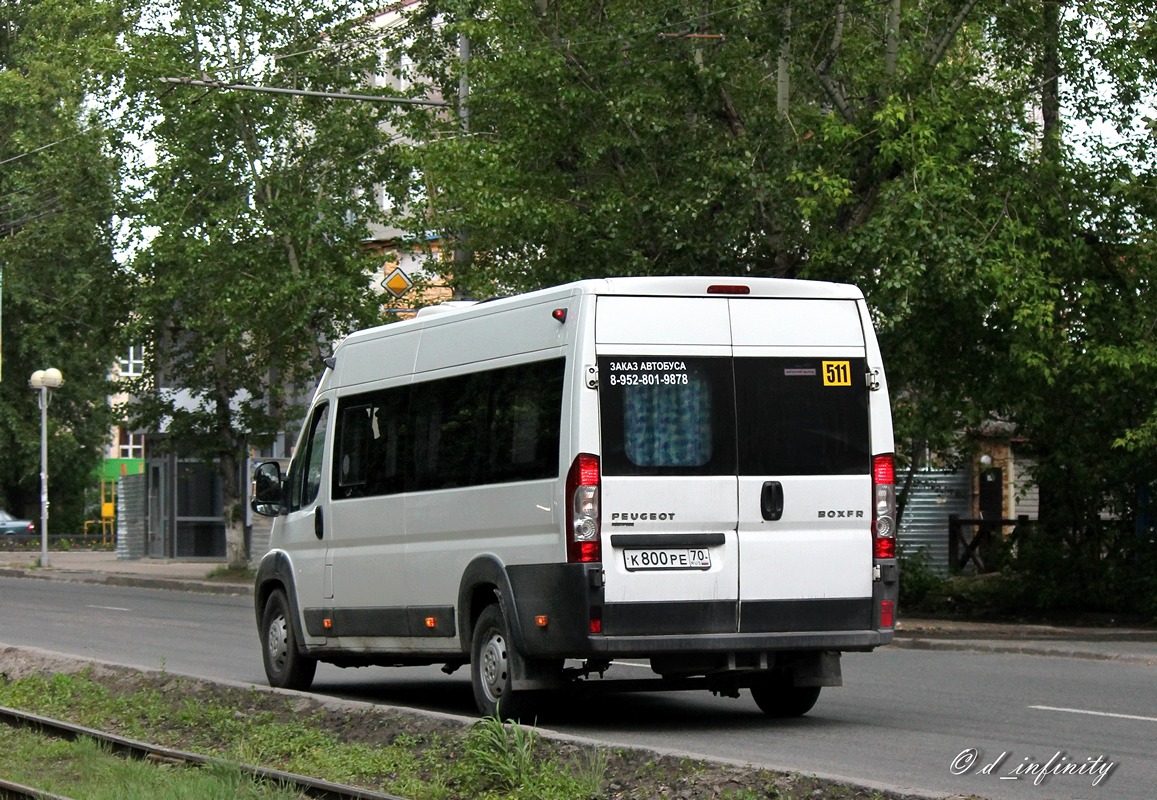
[1, 576, 1153, 800]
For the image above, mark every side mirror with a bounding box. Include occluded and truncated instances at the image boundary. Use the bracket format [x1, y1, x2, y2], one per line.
[251, 462, 284, 517]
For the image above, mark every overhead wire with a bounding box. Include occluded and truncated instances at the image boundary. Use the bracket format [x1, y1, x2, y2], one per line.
[445, 0, 896, 60]
[27, 0, 896, 98]
[4, 0, 901, 255]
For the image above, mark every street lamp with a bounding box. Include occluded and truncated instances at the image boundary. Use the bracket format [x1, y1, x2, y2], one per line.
[28, 368, 63, 568]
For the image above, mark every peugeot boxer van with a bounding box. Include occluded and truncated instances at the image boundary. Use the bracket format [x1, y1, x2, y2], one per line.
[251, 276, 898, 718]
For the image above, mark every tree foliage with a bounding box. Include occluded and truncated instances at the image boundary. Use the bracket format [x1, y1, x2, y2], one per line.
[0, 0, 133, 528]
[118, 0, 402, 564]
[391, 0, 1157, 610]
[4, 0, 1156, 609]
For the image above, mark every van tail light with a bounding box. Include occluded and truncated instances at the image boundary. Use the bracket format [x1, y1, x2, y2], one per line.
[872, 454, 896, 559]
[566, 454, 601, 563]
[879, 599, 895, 629]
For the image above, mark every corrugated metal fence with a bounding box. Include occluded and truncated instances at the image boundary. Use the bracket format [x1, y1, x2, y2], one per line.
[116, 472, 147, 560]
[898, 470, 971, 575]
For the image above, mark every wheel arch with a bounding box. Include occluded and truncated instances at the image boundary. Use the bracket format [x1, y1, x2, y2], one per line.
[457, 554, 521, 654]
[254, 551, 309, 652]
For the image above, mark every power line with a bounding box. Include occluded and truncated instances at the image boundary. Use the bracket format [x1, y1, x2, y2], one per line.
[0, 133, 85, 167]
[157, 77, 447, 106]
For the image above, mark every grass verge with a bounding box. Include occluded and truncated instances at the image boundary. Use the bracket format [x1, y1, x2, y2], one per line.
[0, 660, 945, 800]
[0, 726, 307, 799]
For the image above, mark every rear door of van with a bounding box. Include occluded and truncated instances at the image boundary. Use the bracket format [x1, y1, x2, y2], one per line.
[595, 296, 740, 636]
[596, 293, 874, 637]
[729, 299, 873, 633]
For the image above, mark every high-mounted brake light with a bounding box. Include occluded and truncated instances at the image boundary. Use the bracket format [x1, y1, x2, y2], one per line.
[872, 454, 896, 559]
[565, 454, 601, 563]
[706, 284, 751, 295]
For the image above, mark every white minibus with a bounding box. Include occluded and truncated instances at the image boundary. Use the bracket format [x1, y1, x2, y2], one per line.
[251, 276, 898, 718]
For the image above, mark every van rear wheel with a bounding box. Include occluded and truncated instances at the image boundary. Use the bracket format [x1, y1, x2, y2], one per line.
[471, 605, 532, 720]
[261, 589, 317, 691]
[750, 680, 821, 718]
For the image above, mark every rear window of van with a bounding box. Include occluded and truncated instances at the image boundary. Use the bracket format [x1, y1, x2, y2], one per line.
[599, 356, 869, 477]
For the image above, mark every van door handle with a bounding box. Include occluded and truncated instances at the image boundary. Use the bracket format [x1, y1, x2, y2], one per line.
[314, 508, 324, 540]
[761, 481, 784, 521]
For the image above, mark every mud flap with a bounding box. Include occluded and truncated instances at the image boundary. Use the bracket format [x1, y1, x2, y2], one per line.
[495, 589, 564, 691]
[786, 651, 843, 687]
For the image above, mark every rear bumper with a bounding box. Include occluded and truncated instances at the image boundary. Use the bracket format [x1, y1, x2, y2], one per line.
[505, 562, 896, 659]
[586, 629, 891, 656]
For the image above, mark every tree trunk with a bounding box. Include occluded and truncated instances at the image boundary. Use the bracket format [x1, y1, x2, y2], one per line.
[220, 448, 249, 570]
[1040, 0, 1063, 168]
[884, 0, 900, 79]
[776, 5, 791, 117]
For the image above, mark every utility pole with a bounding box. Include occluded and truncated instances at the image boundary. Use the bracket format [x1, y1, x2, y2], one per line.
[452, 29, 473, 298]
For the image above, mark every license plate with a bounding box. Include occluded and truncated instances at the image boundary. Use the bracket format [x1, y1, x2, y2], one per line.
[623, 548, 712, 571]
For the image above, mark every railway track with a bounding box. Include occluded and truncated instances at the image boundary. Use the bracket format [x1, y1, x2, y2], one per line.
[0, 705, 407, 800]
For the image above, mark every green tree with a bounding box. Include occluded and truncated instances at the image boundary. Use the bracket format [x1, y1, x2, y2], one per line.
[391, 0, 1063, 447]
[0, 0, 133, 531]
[391, 1, 1157, 612]
[118, 0, 402, 566]
[391, 0, 1020, 294]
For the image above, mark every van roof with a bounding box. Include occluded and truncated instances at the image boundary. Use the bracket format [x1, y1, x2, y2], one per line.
[573, 276, 864, 300]
[337, 276, 865, 351]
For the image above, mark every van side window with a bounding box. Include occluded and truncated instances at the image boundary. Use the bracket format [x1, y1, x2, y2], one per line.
[412, 372, 487, 490]
[490, 371, 560, 481]
[368, 391, 407, 495]
[332, 357, 564, 498]
[337, 405, 372, 494]
[288, 403, 329, 511]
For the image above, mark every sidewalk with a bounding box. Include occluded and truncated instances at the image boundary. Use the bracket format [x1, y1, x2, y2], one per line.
[3, 550, 1157, 664]
[0, 549, 250, 595]
[894, 616, 1157, 665]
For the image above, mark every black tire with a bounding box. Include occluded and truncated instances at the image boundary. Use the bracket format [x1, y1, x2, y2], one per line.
[750, 680, 821, 718]
[260, 589, 317, 691]
[470, 604, 532, 720]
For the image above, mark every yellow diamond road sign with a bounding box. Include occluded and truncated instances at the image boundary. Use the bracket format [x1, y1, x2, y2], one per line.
[382, 267, 413, 299]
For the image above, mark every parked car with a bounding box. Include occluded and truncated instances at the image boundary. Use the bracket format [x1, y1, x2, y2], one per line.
[0, 509, 34, 535]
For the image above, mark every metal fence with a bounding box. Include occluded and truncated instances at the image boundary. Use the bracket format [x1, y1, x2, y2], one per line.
[897, 470, 972, 575]
[116, 472, 147, 560]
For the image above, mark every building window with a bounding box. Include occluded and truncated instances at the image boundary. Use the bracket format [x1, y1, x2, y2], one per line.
[118, 429, 145, 459]
[117, 345, 145, 378]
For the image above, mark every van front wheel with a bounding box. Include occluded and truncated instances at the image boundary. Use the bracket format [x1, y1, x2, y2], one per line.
[750, 680, 821, 718]
[261, 589, 317, 691]
[471, 605, 531, 720]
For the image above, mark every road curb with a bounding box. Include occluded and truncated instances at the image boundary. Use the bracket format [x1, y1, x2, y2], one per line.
[102, 574, 252, 596]
[889, 636, 1157, 666]
[0, 567, 252, 596]
[896, 617, 1157, 642]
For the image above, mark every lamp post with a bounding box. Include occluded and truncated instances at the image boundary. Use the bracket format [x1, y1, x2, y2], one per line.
[28, 368, 63, 568]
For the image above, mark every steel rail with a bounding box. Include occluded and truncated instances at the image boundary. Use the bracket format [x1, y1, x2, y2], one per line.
[0, 705, 407, 800]
[0, 776, 74, 800]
